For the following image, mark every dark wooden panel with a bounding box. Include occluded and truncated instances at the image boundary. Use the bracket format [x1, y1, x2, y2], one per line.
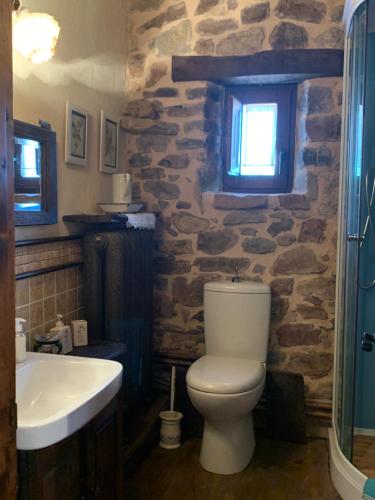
[266, 371, 307, 444]
[83, 398, 123, 500]
[172, 49, 344, 84]
[18, 433, 81, 500]
[16, 234, 82, 247]
[0, 1, 17, 498]
[63, 214, 128, 224]
[17, 397, 123, 500]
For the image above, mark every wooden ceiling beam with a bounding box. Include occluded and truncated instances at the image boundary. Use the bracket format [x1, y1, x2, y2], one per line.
[172, 49, 344, 85]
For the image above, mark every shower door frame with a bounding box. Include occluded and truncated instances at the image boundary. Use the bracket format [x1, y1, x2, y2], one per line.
[329, 0, 369, 497]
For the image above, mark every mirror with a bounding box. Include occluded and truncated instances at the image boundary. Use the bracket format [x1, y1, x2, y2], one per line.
[14, 120, 57, 226]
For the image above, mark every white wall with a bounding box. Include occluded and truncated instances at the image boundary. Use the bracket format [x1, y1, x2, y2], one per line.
[13, 0, 127, 240]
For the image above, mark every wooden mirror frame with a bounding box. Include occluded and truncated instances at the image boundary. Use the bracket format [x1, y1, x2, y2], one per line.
[14, 120, 57, 226]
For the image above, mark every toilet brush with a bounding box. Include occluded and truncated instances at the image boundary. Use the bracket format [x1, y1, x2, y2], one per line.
[170, 366, 176, 413]
[159, 366, 183, 449]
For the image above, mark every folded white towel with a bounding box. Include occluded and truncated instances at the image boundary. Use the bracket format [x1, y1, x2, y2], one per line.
[126, 213, 156, 230]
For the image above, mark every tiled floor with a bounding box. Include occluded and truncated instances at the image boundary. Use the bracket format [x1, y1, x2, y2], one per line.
[125, 437, 340, 500]
[353, 434, 375, 477]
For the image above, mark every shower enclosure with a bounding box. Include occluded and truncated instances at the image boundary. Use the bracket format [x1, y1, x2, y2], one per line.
[330, 0, 375, 497]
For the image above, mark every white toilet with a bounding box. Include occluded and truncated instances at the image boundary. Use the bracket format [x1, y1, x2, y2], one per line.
[186, 280, 271, 475]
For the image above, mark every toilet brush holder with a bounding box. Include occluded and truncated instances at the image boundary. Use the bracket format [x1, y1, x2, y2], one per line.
[159, 411, 183, 449]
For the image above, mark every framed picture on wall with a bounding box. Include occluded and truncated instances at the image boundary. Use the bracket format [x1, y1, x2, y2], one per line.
[65, 102, 88, 167]
[99, 110, 119, 174]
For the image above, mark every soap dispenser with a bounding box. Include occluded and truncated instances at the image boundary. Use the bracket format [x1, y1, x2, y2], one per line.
[15, 317, 27, 363]
[49, 314, 73, 354]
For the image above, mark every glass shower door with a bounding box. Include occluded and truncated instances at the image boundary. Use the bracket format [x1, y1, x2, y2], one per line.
[336, 2, 367, 460]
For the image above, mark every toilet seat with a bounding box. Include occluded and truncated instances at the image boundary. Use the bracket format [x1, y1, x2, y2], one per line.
[186, 355, 265, 394]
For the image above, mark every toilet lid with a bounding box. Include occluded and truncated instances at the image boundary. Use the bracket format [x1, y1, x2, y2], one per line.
[186, 356, 265, 394]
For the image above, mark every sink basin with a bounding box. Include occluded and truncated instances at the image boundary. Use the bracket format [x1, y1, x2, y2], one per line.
[16, 352, 123, 451]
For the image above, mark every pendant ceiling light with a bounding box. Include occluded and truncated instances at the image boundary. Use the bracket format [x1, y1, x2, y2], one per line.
[12, 1, 60, 64]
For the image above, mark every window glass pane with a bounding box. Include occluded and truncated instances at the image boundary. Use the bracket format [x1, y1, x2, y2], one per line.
[240, 103, 277, 176]
[15, 137, 41, 178]
[14, 137, 42, 212]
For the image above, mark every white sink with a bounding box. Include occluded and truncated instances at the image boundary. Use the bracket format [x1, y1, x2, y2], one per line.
[16, 352, 123, 451]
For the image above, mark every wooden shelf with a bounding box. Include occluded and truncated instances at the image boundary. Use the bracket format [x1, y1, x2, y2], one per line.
[63, 214, 128, 224]
[172, 49, 344, 85]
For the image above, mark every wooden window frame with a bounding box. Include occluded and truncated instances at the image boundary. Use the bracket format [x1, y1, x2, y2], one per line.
[223, 84, 297, 194]
[14, 120, 57, 226]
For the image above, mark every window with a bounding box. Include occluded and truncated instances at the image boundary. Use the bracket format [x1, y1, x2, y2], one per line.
[223, 84, 297, 194]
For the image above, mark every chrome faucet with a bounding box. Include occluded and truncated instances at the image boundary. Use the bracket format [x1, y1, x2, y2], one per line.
[232, 265, 240, 283]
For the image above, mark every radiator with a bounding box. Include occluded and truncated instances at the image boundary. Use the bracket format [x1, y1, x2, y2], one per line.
[83, 229, 154, 399]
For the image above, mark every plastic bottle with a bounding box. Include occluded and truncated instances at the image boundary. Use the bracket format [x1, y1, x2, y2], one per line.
[49, 314, 73, 354]
[15, 317, 27, 363]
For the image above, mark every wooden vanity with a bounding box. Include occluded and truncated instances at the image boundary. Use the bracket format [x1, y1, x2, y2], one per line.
[17, 396, 123, 500]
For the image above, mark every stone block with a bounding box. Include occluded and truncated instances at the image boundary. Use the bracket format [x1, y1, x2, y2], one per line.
[146, 63, 167, 88]
[155, 256, 191, 274]
[270, 22, 308, 49]
[305, 114, 341, 142]
[172, 211, 210, 234]
[151, 20, 192, 56]
[275, 0, 326, 23]
[277, 324, 321, 346]
[288, 351, 333, 378]
[242, 237, 277, 254]
[138, 2, 187, 33]
[307, 86, 334, 114]
[138, 167, 165, 179]
[195, 0, 219, 15]
[194, 256, 250, 273]
[296, 304, 328, 320]
[144, 180, 181, 199]
[279, 194, 310, 210]
[272, 296, 289, 323]
[216, 28, 265, 55]
[223, 211, 267, 225]
[154, 87, 180, 98]
[176, 201, 192, 209]
[172, 276, 205, 307]
[214, 194, 267, 210]
[267, 218, 294, 237]
[241, 2, 270, 23]
[125, 99, 163, 119]
[157, 239, 193, 255]
[194, 38, 215, 55]
[176, 138, 205, 150]
[299, 218, 326, 243]
[270, 278, 294, 296]
[159, 154, 189, 169]
[137, 135, 171, 152]
[196, 18, 238, 36]
[129, 153, 152, 168]
[315, 27, 344, 49]
[277, 233, 297, 246]
[271, 246, 327, 275]
[197, 228, 238, 255]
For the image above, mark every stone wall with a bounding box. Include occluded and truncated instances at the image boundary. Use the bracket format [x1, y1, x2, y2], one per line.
[124, 0, 344, 405]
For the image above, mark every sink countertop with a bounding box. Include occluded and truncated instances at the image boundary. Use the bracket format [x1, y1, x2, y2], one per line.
[16, 352, 123, 451]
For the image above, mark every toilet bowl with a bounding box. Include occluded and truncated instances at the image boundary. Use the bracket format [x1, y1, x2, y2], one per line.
[187, 355, 265, 474]
[186, 281, 271, 475]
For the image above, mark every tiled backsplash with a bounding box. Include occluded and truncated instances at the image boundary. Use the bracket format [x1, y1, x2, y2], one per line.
[16, 239, 83, 276]
[16, 263, 85, 350]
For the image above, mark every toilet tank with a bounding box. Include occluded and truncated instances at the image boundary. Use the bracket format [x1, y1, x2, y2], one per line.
[204, 281, 271, 363]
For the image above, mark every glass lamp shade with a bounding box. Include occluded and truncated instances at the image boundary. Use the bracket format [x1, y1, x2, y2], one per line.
[12, 9, 60, 64]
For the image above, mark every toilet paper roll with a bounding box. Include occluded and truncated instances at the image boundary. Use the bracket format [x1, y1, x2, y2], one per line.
[112, 173, 132, 204]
